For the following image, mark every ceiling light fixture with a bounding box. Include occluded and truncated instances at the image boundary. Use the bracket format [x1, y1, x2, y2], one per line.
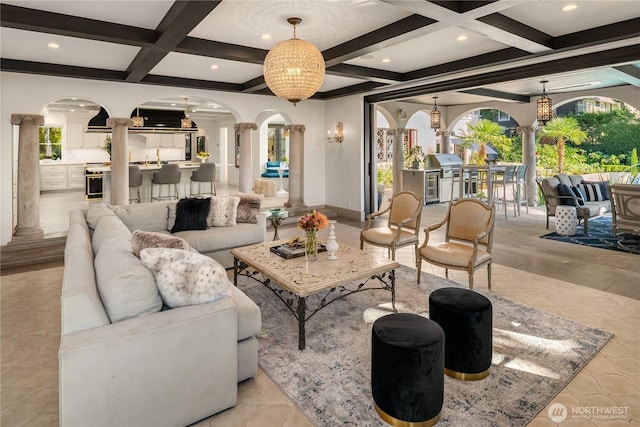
[181, 97, 192, 128]
[210, 64, 219, 70]
[131, 107, 144, 127]
[263, 17, 325, 106]
[537, 80, 553, 126]
[562, 4, 578, 12]
[430, 96, 441, 131]
[457, 35, 468, 41]
[382, 58, 391, 63]
[48, 42, 59, 49]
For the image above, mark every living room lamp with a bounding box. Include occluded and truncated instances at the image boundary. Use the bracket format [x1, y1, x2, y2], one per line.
[537, 80, 553, 126]
[263, 17, 326, 106]
[181, 97, 192, 128]
[327, 122, 344, 143]
[430, 96, 441, 131]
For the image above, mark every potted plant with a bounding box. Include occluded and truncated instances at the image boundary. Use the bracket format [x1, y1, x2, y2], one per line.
[279, 155, 288, 168]
[404, 145, 425, 169]
[102, 135, 112, 165]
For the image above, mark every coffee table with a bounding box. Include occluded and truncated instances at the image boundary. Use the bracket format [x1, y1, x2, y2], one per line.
[232, 242, 400, 350]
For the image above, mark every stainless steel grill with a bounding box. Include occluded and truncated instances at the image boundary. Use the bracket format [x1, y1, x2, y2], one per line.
[425, 154, 463, 202]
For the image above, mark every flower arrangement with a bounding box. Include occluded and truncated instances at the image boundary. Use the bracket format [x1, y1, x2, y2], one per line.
[197, 151, 210, 159]
[298, 210, 328, 232]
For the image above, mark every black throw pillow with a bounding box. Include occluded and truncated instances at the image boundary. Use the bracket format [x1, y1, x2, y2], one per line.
[171, 197, 211, 233]
[557, 184, 577, 206]
[571, 186, 586, 206]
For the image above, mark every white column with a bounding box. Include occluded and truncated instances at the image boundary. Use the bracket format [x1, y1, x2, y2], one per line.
[284, 124, 306, 209]
[389, 129, 404, 196]
[518, 125, 538, 206]
[11, 114, 44, 241]
[107, 118, 133, 206]
[234, 123, 257, 194]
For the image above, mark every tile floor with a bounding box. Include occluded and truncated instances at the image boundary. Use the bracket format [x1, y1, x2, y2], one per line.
[3, 195, 639, 426]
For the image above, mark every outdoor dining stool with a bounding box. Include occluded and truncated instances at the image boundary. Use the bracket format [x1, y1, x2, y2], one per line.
[429, 287, 493, 380]
[371, 313, 444, 426]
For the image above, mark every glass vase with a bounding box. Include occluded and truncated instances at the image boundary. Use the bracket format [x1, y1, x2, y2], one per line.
[305, 229, 318, 261]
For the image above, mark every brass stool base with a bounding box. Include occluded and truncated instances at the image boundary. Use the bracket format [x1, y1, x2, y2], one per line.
[445, 367, 490, 381]
[374, 402, 441, 427]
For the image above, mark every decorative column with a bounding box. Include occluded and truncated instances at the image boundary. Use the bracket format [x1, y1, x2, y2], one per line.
[11, 114, 45, 241]
[284, 124, 306, 209]
[518, 125, 538, 206]
[234, 123, 257, 194]
[389, 129, 404, 195]
[107, 118, 133, 206]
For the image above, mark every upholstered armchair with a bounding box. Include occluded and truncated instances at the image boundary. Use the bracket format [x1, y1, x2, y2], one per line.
[360, 191, 423, 262]
[417, 199, 495, 290]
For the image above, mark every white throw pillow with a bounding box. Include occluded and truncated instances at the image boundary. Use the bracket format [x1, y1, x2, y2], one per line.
[207, 196, 240, 227]
[140, 248, 232, 308]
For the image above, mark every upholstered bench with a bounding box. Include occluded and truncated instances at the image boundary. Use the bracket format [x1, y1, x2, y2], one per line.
[371, 313, 444, 426]
[429, 287, 493, 381]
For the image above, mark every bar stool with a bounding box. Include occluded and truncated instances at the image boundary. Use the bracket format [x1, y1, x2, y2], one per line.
[151, 163, 180, 201]
[190, 162, 216, 196]
[492, 165, 518, 219]
[515, 164, 529, 215]
[129, 165, 143, 203]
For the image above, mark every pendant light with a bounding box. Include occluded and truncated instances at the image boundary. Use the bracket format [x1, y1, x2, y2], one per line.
[537, 80, 553, 126]
[430, 96, 441, 131]
[263, 17, 325, 106]
[131, 107, 144, 127]
[181, 97, 192, 128]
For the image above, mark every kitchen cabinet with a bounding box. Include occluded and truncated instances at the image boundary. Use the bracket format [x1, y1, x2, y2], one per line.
[83, 132, 110, 149]
[402, 169, 440, 205]
[40, 165, 68, 190]
[66, 122, 85, 149]
[67, 164, 86, 189]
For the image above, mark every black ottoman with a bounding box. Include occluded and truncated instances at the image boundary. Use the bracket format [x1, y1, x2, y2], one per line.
[429, 287, 492, 381]
[371, 313, 444, 426]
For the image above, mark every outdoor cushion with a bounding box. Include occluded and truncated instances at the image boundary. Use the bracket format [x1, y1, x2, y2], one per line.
[557, 184, 578, 206]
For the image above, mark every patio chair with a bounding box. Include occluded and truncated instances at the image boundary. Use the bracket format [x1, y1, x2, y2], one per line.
[417, 199, 496, 290]
[360, 191, 423, 262]
[608, 183, 640, 253]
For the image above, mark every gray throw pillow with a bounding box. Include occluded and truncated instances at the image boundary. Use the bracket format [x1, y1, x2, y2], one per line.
[131, 230, 190, 256]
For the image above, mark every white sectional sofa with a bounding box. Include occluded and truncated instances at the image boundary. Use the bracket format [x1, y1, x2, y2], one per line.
[59, 200, 265, 426]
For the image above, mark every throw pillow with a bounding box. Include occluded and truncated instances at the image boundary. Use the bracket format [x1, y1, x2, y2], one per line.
[171, 197, 211, 233]
[139, 248, 232, 309]
[557, 184, 578, 206]
[571, 186, 586, 206]
[233, 192, 263, 224]
[131, 230, 190, 256]
[208, 195, 240, 227]
[110, 203, 171, 233]
[580, 182, 606, 201]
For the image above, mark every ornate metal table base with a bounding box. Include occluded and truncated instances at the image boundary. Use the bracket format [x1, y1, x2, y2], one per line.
[234, 257, 396, 350]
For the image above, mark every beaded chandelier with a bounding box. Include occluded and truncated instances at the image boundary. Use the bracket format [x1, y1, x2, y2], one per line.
[131, 107, 144, 127]
[537, 80, 553, 126]
[263, 18, 325, 106]
[181, 97, 192, 128]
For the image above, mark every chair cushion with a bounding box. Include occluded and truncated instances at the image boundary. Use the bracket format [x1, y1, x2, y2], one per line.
[557, 184, 578, 206]
[420, 242, 491, 268]
[361, 227, 418, 247]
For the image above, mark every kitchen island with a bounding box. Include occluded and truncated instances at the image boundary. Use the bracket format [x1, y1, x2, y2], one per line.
[87, 161, 205, 204]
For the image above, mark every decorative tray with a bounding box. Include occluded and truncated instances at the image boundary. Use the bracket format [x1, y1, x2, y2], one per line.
[270, 243, 327, 259]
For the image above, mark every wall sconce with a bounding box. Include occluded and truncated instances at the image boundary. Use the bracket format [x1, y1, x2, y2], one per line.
[327, 121, 344, 143]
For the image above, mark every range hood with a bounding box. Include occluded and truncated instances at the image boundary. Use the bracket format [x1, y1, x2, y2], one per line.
[86, 107, 198, 133]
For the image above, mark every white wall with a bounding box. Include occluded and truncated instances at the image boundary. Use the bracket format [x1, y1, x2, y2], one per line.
[0, 72, 328, 245]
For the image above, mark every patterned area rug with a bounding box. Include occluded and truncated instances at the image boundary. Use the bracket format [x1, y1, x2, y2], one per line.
[541, 216, 639, 254]
[239, 266, 613, 427]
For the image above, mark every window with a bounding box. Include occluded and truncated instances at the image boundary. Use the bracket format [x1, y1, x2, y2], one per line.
[267, 125, 288, 162]
[497, 111, 511, 122]
[39, 127, 62, 160]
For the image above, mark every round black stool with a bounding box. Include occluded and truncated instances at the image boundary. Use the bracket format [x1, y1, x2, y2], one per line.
[371, 313, 444, 426]
[429, 287, 492, 381]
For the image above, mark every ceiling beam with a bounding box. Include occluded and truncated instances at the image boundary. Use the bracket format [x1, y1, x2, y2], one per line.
[611, 65, 640, 86]
[1, 58, 126, 81]
[125, 1, 221, 82]
[323, 14, 437, 67]
[0, 3, 155, 46]
[142, 74, 243, 92]
[176, 38, 268, 64]
[326, 64, 403, 84]
[554, 18, 640, 49]
[459, 88, 530, 103]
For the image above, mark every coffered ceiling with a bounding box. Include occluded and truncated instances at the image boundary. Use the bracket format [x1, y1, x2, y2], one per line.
[1, 0, 639, 108]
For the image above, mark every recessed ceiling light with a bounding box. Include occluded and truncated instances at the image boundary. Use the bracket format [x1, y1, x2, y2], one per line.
[261, 34, 271, 40]
[171, 103, 176, 106]
[562, 4, 578, 12]
[457, 35, 468, 41]
[71, 97, 77, 100]
[210, 64, 219, 70]
[48, 42, 59, 49]
[70, 109, 75, 112]
[382, 58, 391, 63]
